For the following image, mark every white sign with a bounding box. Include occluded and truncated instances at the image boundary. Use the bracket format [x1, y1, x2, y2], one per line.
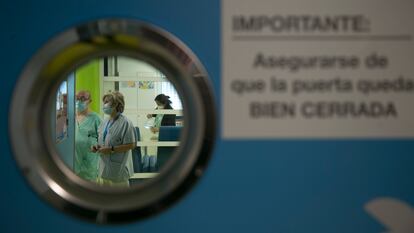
[222, 0, 414, 138]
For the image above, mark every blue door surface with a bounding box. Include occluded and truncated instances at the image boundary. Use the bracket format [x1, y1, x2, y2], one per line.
[1, 1, 414, 233]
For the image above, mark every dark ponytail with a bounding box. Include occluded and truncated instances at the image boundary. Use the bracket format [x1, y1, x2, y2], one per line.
[155, 94, 172, 108]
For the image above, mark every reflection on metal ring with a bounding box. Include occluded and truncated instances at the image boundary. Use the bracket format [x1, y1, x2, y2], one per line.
[8, 19, 216, 224]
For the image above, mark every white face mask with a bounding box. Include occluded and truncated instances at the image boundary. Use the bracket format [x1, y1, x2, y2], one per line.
[157, 105, 164, 109]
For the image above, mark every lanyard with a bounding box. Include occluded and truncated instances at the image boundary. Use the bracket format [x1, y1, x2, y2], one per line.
[103, 114, 120, 143]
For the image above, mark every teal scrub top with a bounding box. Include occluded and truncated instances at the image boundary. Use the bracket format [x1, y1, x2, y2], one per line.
[154, 114, 164, 127]
[74, 112, 102, 181]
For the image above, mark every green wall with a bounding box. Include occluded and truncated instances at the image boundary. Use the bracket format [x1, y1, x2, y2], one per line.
[75, 60, 100, 114]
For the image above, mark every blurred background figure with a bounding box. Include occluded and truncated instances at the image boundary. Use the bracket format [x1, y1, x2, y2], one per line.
[143, 94, 177, 172]
[147, 94, 176, 136]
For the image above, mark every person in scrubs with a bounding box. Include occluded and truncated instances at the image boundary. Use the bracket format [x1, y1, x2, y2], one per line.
[147, 94, 176, 135]
[92, 91, 136, 186]
[144, 94, 176, 171]
[74, 91, 102, 182]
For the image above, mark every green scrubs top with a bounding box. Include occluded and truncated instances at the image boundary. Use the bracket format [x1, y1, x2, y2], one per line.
[74, 112, 102, 181]
[154, 114, 164, 128]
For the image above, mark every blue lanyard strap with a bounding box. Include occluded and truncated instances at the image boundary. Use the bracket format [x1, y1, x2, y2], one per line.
[103, 114, 120, 143]
[103, 121, 111, 143]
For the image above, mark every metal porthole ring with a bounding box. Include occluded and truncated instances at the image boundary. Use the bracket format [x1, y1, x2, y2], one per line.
[8, 18, 216, 224]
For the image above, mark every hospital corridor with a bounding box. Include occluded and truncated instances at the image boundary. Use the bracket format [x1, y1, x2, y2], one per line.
[53, 56, 184, 186]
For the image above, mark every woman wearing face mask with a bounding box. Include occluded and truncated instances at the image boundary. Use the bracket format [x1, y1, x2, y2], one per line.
[146, 94, 176, 134]
[74, 90, 102, 182]
[92, 91, 136, 186]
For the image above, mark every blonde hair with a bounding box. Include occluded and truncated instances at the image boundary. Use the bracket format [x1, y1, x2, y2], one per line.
[103, 91, 125, 113]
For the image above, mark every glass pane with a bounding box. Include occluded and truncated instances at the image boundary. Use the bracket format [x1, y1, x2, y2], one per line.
[55, 81, 68, 143]
[52, 56, 184, 188]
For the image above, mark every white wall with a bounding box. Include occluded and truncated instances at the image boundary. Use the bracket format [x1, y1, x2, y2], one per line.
[118, 56, 164, 77]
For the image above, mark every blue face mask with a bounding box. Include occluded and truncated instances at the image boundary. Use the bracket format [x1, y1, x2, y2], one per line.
[76, 101, 87, 112]
[103, 103, 113, 115]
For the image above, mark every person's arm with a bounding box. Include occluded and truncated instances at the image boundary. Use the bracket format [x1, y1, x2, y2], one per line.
[91, 114, 102, 142]
[98, 143, 135, 155]
[91, 144, 101, 152]
[99, 120, 137, 154]
[95, 114, 102, 135]
[147, 107, 158, 118]
[115, 143, 135, 152]
[99, 118, 137, 155]
[150, 127, 159, 133]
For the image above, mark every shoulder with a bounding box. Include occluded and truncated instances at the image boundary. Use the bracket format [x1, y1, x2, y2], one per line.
[119, 115, 134, 127]
[88, 112, 102, 120]
[100, 117, 109, 127]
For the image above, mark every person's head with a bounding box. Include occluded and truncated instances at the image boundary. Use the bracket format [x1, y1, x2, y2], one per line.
[102, 91, 125, 115]
[154, 94, 172, 109]
[75, 90, 91, 113]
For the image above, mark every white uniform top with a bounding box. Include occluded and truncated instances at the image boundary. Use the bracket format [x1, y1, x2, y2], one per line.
[98, 114, 136, 182]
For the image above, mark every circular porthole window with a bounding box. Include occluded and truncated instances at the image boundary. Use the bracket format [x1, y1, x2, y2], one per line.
[9, 19, 216, 223]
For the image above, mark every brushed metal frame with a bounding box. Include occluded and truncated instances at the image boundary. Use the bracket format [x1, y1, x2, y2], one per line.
[8, 19, 216, 224]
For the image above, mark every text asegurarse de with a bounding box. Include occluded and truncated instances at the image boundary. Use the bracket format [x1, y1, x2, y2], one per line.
[230, 53, 414, 119]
